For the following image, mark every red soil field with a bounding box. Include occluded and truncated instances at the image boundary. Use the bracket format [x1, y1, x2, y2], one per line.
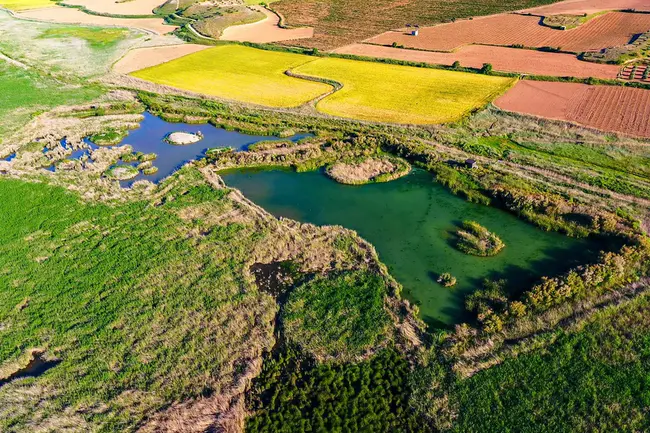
[522, 0, 650, 15]
[494, 81, 650, 138]
[333, 43, 620, 79]
[366, 12, 650, 53]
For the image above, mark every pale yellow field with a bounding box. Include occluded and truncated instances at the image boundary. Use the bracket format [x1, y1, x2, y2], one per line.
[293, 57, 517, 124]
[0, 0, 53, 10]
[130, 45, 331, 108]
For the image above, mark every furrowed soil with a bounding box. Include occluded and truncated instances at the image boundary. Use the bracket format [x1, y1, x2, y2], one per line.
[521, 0, 650, 15]
[220, 6, 313, 43]
[335, 44, 620, 79]
[494, 80, 650, 138]
[272, 0, 564, 49]
[366, 11, 650, 53]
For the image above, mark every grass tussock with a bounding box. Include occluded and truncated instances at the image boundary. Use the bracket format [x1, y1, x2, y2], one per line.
[455, 221, 505, 257]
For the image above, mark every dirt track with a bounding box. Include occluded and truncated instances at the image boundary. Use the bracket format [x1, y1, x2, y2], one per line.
[220, 6, 313, 43]
[495, 81, 650, 138]
[521, 0, 650, 15]
[17, 6, 175, 34]
[366, 12, 650, 53]
[113, 44, 208, 73]
[60, 0, 164, 15]
[333, 44, 620, 79]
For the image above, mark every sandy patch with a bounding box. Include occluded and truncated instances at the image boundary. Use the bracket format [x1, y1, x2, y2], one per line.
[17, 6, 176, 34]
[335, 43, 620, 79]
[365, 12, 650, 53]
[60, 0, 165, 15]
[113, 43, 208, 73]
[495, 80, 650, 138]
[326, 157, 410, 184]
[220, 6, 312, 43]
[521, 0, 650, 15]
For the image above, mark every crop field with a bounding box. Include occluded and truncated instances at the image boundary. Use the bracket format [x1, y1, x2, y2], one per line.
[522, 0, 650, 15]
[495, 81, 650, 138]
[0, 0, 53, 10]
[130, 45, 331, 108]
[367, 11, 650, 53]
[335, 44, 620, 79]
[292, 57, 516, 124]
[60, 0, 163, 15]
[273, 0, 562, 49]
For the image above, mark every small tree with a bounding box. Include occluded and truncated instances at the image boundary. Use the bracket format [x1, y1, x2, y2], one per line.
[451, 60, 460, 69]
[480, 63, 493, 74]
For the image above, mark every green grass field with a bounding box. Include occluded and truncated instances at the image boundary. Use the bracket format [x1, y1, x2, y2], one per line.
[39, 26, 130, 49]
[130, 45, 331, 108]
[0, 0, 53, 10]
[0, 63, 102, 142]
[293, 58, 516, 124]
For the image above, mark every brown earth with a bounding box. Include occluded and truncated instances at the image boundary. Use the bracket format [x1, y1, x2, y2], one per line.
[60, 0, 165, 15]
[113, 44, 208, 73]
[17, 6, 175, 34]
[494, 80, 650, 138]
[366, 11, 650, 53]
[334, 43, 620, 79]
[521, 0, 650, 15]
[272, 0, 574, 50]
[220, 6, 313, 43]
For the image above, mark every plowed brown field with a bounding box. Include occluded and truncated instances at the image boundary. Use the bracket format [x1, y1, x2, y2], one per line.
[494, 81, 650, 138]
[366, 12, 650, 53]
[522, 0, 650, 15]
[334, 44, 620, 79]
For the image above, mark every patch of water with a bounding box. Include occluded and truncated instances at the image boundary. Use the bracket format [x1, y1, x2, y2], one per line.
[222, 167, 605, 328]
[3, 153, 15, 161]
[87, 112, 311, 187]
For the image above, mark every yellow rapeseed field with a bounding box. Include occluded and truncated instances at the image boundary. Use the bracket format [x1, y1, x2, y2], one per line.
[130, 45, 331, 108]
[293, 57, 517, 124]
[0, 0, 54, 10]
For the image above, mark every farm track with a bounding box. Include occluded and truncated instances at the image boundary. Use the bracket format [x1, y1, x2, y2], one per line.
[366, 12, 650, 53]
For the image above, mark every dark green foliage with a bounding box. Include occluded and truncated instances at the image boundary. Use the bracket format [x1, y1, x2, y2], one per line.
[246, 347, 433, 433]
[453, 295, 650, 432]
[283, 271, 390, 360]
[480, 63, 493, 74]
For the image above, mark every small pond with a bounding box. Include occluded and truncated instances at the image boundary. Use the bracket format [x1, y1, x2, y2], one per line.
[221, 167, 604, 328]
[86, 112, 311, 186]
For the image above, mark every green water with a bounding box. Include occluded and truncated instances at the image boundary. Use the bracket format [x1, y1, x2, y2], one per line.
[222, 168, 600, 327]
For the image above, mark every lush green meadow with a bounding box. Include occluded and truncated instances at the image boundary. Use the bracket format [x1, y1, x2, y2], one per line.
[293, 58, 516, 124]
[0, 63, 101, 141]
[0, 170, 277, 430]
[130, 45, 331, 108]
[39, 26, 131, 49]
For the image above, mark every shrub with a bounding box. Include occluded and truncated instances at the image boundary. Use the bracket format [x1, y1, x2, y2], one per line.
[455, 221, 505, 256]
[437, 272, 457, 287]
[480, 63, 493, 74]
[452, 61, 461, 69]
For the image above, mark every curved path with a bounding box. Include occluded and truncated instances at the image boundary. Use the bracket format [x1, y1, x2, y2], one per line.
[17, 6, 175, 34]
[220, 6, 312, 43]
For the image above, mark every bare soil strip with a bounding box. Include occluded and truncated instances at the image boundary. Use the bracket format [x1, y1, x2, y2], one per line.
[334, 43, 620, 79]
[366, 12, 650, 53]
[521, 0, 650, 15]
[17, 6, 175, 34]
[494, 81, 650, 138]
[113, 44, 208, 73]
[60, 0, 164, 16]
[220, 6, 312, 43]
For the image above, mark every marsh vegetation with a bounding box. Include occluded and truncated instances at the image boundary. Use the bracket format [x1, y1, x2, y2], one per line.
[455, 220, 505, 256]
